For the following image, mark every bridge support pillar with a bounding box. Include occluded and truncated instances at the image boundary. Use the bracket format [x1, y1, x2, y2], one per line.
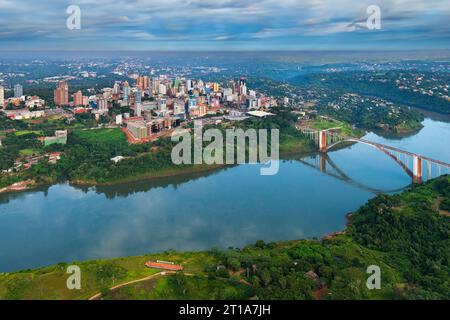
[319, 130, 327, 152]
[319, 154, 327, 172]
[413, 155, 423, 183]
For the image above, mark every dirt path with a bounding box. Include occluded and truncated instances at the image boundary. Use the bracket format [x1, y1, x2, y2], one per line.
[88, 271, 176, 300]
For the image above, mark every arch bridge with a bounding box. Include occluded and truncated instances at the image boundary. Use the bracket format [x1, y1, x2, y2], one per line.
[297, 125, 450, 183]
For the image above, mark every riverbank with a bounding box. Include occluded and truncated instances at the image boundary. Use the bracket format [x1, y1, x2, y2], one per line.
[1, 175, 448, 300]
[70, 163, 229, 187]
[0, 179, 36, 194]
[0, 135, 316, 194]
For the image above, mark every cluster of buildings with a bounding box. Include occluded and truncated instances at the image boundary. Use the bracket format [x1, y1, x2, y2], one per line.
[116, 75, 278, 142]
[1, 84, 68, 120]
[394, 73, 450, 101]
[1, 74, 280, 143]
[0, 83, 50, 119]
[0, 84, 26, 109]
[46, 75, 278, 142]
[2, 151, 62, 174]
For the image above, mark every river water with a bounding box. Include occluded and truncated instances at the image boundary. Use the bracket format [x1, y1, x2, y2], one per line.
[0, 118, 449, 272]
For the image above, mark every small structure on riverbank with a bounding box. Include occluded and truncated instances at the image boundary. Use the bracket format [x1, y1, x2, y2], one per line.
[145, 260, 183, 271]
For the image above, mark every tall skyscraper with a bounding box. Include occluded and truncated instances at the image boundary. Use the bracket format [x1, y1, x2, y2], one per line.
[73, 90, 83, 106]
[159, 83, 167, 95]
[238, 77, 247, 95]
[123, 81, 130, 100]
[0, 85, 4, 108]
[54, 81, 69, 105]
[152, 79, 160, 95]
[113, 82, 121, 95]
[136, 76, 149, 90]
[14, 84, 23, 98]
[98, 98, 108, 111]
[135, 90, 142, 117]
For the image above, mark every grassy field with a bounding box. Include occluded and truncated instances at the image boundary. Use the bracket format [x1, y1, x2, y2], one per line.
[102, 274, 251, 300]
[309, 118, 362, 137]
[19, 148, 40, 156]
[14, 130, 43, 136]
[72, 128, 127, 144]
[279, 135, 315, 154]
[0, 251, 216, 300]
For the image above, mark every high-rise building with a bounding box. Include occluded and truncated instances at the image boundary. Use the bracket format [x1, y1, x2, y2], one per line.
[0, 85, 4, 108]
[238, 77, 246, 95]
[98, 98, 108, 111]
[186, 79, 193, 91]
[113, 82, 121, 95]
[14, 84, 23, 98]
[73, 90, 83, 106]
[229, 80, 236, 94]
[123, 81, 130, 100]
[241, 83, 247, 96]
[135, 90, 142, 117]
[152, 79, 160, 95]
[159, 83, 167, 95]
[136, 76, 150, 90]
[54, 81, 69, 105]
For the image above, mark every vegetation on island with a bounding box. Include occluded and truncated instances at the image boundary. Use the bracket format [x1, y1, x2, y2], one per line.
[1, 175, 448, 300]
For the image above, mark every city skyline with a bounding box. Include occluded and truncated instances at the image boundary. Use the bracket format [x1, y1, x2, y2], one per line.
[1, 0, 449, 51]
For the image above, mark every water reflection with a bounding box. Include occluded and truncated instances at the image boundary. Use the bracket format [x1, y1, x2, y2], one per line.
[297, 153, 410, 194]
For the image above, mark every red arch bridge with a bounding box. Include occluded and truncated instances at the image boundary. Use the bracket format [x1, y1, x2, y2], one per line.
[297, 126, 450, 183]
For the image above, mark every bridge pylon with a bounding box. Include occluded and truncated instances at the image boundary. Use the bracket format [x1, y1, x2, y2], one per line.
[319, 130, 327, 152]
[413, 155, 423, 183]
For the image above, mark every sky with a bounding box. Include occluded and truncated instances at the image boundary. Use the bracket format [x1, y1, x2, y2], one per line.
[0, 0, 449, 51]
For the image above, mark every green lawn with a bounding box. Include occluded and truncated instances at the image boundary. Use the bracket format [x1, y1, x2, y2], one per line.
[14, 130, 43, 136]
[103, 274, 251, 300]
[19, 148, 40, 156]
[310, 118, 361, 137]
[72, 128, 127, 144]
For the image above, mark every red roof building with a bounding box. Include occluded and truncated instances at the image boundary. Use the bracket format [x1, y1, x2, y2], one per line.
[145, 261, 183, 271]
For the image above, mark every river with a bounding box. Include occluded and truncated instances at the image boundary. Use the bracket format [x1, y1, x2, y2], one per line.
[0, 118, 449, 272]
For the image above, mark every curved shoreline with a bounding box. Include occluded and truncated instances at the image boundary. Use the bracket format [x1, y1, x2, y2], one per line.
[0, 146, 318, 195]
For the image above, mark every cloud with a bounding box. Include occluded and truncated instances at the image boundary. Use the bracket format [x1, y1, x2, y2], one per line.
[0, 0, 449, 49]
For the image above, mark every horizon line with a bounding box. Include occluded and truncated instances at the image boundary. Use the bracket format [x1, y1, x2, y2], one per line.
[2, 49, 450, 53]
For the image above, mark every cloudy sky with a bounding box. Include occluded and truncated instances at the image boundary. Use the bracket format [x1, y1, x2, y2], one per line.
[0, 0, 449, 50]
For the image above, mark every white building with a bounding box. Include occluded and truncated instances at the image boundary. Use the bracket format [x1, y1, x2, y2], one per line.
[0, 85, 4, 108]
[116, 114, 123, 125]
[14, 84, 23, 98]
[98, 98, 108, 111]
[159, 83, 167, 95]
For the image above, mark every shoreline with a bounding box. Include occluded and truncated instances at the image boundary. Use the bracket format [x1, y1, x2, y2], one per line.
[70, 163, 229, 187]
[0, 145, 316, 194]
[0, 180, 36, 195]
